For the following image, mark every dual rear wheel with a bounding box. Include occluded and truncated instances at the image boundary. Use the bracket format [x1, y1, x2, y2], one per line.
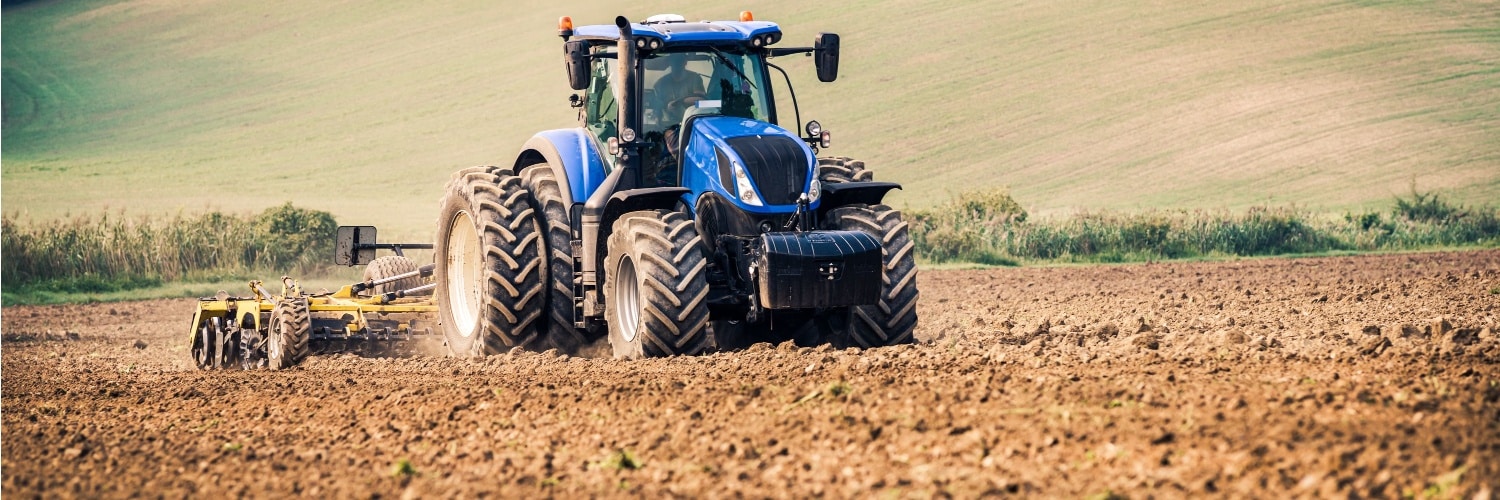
[434, 167, 546, 357]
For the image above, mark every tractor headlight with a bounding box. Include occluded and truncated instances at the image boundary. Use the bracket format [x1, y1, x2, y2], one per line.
[733, 163, 763, 206]
[805, 120, 822, 137]
[808, 179, 822, 202]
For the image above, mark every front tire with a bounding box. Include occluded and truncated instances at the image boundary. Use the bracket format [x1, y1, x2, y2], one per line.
[822, 204, 919, 348]
[605, 210, 712, 359]
[434, 166, 546, 358]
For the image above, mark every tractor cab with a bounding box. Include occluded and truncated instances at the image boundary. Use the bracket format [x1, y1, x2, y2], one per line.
[563, 13, 838, 194]
[582, 43, 773, 186]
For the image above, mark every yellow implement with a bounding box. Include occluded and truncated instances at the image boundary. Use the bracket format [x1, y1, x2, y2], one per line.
[189, 265, 439, 370]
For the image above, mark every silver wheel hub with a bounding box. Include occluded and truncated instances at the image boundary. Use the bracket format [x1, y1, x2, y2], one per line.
[446, 211, 483, 338]
[615, 255, 640, 342]
[267, 322, 283, 361]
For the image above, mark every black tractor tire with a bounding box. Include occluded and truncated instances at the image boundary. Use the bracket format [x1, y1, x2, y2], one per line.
[267, 297, 311, 370]
[362, 255, 423, 296]
[604, 210, 712, 359]
[519, 166, 591, 353]
[821, 204, 919, 348]
[434, 166, 546, 358]
[817, 156, 874, 184]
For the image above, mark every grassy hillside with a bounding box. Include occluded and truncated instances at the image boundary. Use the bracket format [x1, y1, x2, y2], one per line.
[4, 0, 1497, 240]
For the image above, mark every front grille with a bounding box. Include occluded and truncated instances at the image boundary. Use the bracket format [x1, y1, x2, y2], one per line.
[724, 135, 809, 206]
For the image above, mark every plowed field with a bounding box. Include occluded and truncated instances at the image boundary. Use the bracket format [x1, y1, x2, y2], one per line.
[4, 251, 1498, 497]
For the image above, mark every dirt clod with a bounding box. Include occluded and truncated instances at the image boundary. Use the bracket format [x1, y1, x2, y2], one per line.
[1429, 317, 1453, 337]
[1133, 333, 1161, 350]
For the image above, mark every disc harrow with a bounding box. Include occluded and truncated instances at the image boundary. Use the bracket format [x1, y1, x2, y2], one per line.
[188, 263, 440, 371]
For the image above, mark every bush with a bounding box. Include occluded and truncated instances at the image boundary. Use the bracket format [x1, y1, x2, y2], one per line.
[250, 203, 339, 271]
[910, 187, 1027, 265]
[1394, 183, 1461, 222]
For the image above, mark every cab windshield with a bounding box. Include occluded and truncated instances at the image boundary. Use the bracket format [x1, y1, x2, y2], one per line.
[642, 47, 772, 134]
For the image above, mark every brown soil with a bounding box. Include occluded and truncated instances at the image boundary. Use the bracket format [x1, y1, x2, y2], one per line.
[4, 250, 1498, 498]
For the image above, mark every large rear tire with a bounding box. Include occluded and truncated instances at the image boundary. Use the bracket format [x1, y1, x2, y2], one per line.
[605, 210, 712, 359]
[267, 297, 310, 370]
[519, 166, 591, 353]
[362, 255, 422, 296]
[435, 166, 546, 358]
[822, 204, 919, 348]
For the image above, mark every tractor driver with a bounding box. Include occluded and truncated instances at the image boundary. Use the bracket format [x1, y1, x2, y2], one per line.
[656, 53, 706, 127]
[649, 53, 706, 186]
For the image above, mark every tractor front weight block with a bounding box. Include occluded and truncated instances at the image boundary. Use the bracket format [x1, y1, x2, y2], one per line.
[754, 230, 882, 309]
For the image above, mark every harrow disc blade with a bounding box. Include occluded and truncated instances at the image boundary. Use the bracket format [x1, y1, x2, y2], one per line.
[211, 317, 228, 370]
[193, 323, 214, 370]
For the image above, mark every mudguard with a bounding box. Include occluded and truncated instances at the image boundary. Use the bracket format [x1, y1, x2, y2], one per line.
[513, 129, 610, 210]
[816, 181, 902, 217]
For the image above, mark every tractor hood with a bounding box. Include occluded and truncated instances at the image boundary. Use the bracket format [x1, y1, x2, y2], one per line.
[688, 115, 817, 210]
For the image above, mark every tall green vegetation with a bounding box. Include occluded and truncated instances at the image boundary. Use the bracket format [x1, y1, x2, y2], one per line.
[2, 203, 337, 293]
[910, 188, 1500, 265]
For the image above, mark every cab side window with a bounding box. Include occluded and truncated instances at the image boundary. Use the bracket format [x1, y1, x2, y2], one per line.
[585, 54, 618, 169]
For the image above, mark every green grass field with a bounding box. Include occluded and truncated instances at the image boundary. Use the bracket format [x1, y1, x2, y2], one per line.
[4, 0, 1498, 240]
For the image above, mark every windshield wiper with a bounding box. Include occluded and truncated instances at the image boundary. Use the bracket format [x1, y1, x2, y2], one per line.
[706, 46, 757, 90]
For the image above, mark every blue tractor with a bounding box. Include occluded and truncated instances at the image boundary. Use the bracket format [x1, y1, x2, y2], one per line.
[433, 13, 917, 358]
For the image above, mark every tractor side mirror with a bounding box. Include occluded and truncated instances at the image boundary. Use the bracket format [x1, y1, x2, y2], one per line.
[564, 40, 590, 90]
[814, 33, 840, 82]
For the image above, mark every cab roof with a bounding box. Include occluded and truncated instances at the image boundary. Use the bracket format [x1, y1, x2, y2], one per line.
[572, 19, 781, 45]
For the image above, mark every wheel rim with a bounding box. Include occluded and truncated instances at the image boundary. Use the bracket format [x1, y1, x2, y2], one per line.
[614, 255, 640, 343]
[267, 319, 284, 365]
[446, 211, 482, 338]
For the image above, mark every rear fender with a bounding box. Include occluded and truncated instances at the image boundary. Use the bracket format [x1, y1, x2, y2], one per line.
[513, 129, 609, 213]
